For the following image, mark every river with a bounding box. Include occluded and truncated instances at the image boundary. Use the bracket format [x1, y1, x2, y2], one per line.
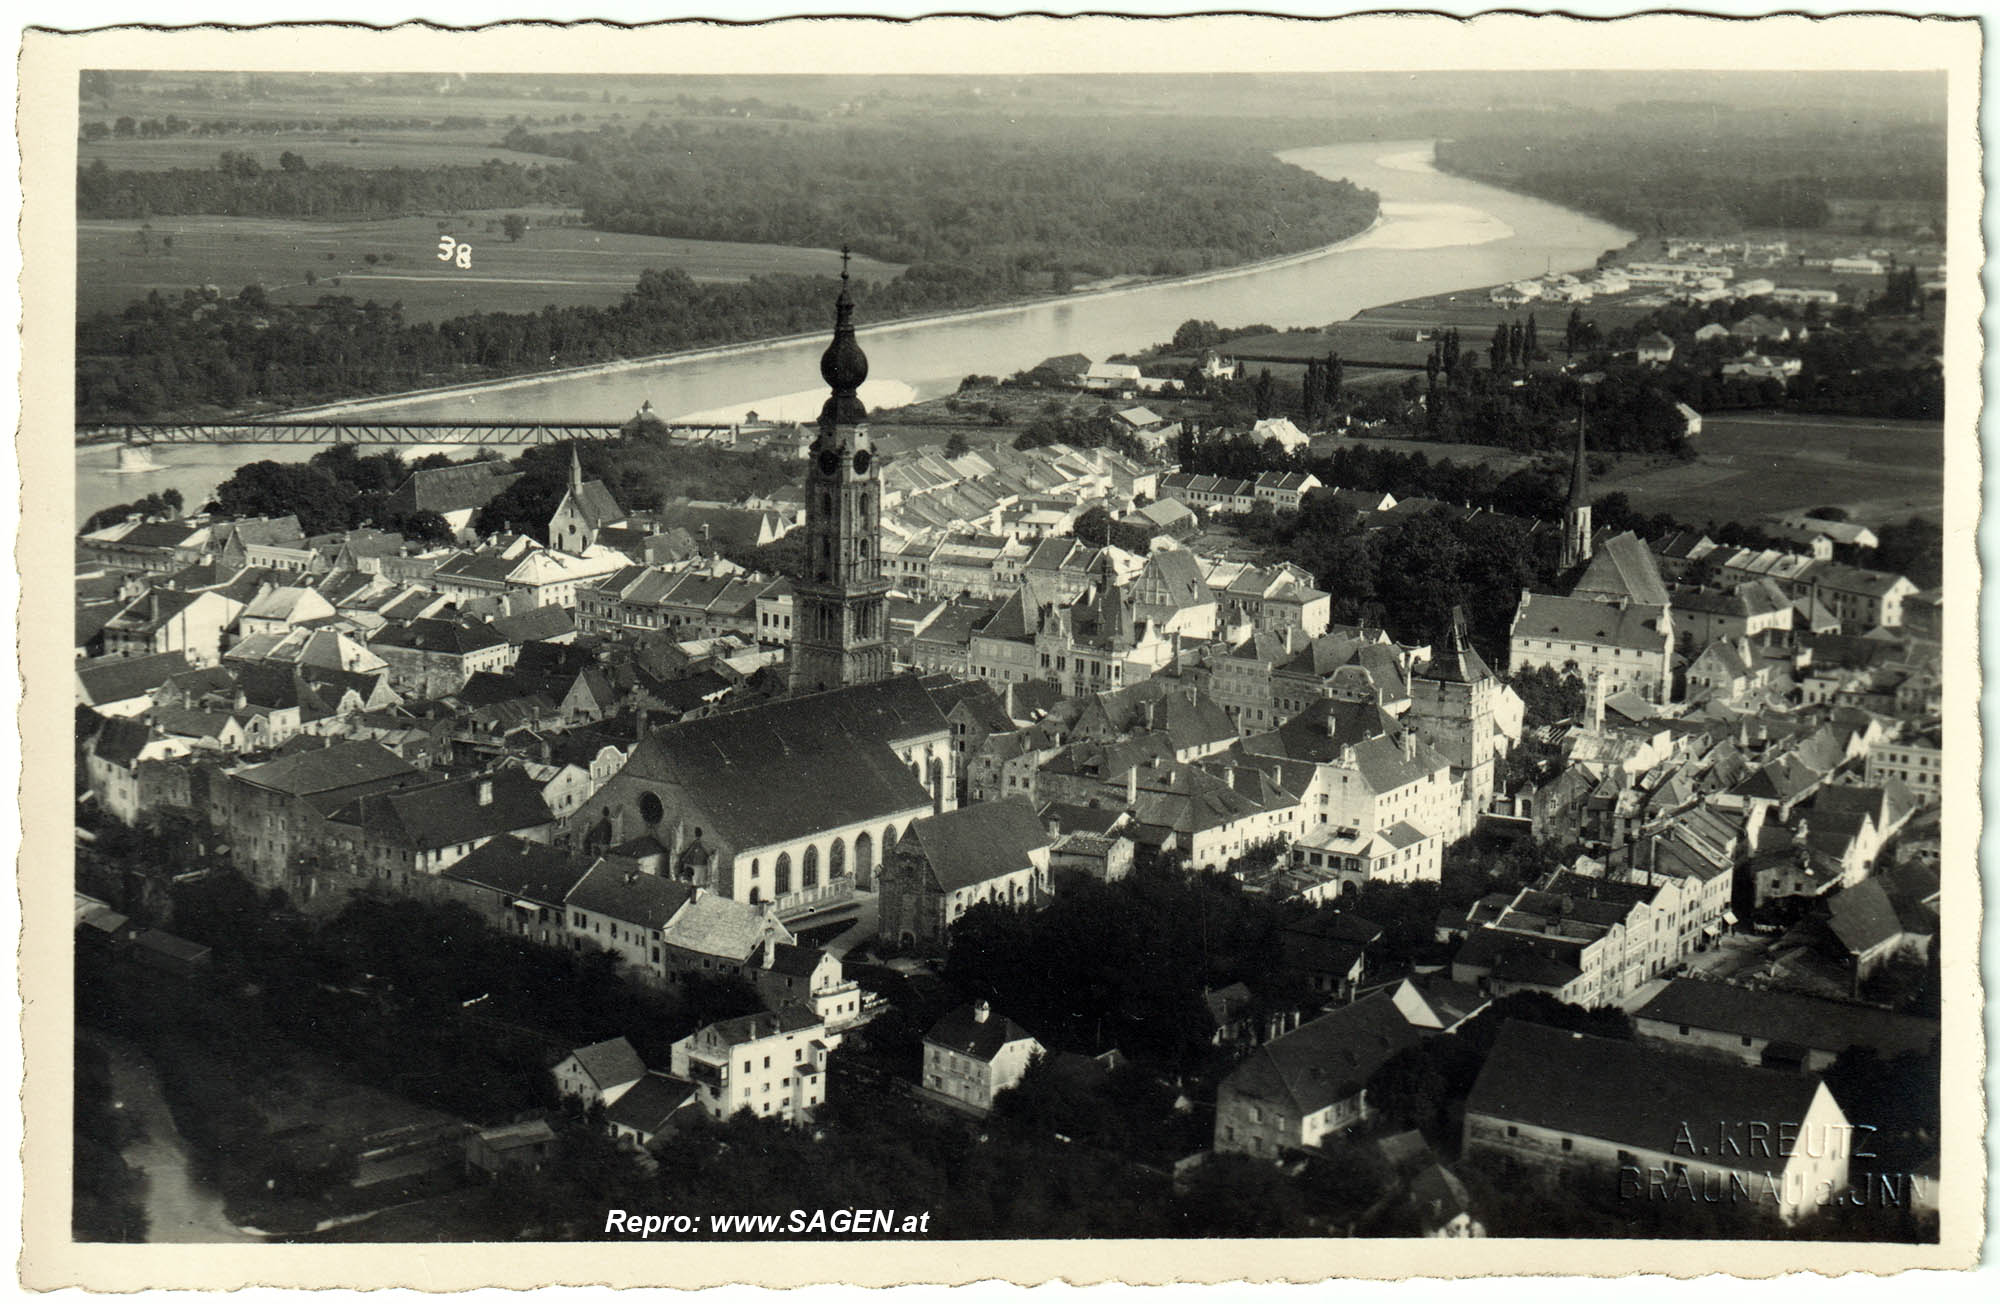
[75, 139, 1631, 521]
[98, 1035, 259, 1243]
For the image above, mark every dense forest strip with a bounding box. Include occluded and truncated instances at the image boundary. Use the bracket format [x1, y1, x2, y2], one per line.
[1433, 112, 1947, 236]
[77, 117, 1378, 421]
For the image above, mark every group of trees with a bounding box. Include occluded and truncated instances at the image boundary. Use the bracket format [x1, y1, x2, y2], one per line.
[72, 1037, 148, 1242]
[944, 866, 1328, 1074]
[211, 443, 456, 539]
[78, 156, 580, 222]
[499, 119, 1377, 277]
[1604, 299, 1943, 423]
[81, 486, 183, 533]
[1435, 112, 1945, 235]
[81, 112, 500, 143]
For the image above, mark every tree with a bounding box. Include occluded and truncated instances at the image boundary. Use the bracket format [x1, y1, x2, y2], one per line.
[278, 150, 308, 173]
[502, 213, 531, 242]
[1509, 666, 1588, 729]
[212, 460, 357, 535]
[1072, 505, 1114, 547]
[943, 431, 971, 458]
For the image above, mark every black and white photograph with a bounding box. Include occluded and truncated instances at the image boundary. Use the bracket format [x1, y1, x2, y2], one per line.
[21, 11, 1985, 1287]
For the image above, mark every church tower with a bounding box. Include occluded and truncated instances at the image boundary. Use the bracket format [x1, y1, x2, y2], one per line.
[1560, 401, 1593, 573]
[790, 250, 892, 694]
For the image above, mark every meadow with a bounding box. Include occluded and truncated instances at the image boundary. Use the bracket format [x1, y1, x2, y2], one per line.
[78, 131, 564, 173]
[79, 212, 904, 324]
[1329, 410, 1943, 529]
[1597, 412, 1945, 527]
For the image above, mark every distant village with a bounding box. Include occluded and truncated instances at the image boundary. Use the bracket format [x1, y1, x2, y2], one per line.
[75, 274, 1943, 1239]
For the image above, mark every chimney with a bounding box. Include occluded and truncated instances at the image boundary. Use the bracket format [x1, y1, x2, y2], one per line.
[477, 778, 494, 807]
[1403, 729, 1417, 761]
[1003, 681, 1017, 721]
[973, 999, 991, 1024]
[1589, 673, 1607, 731]
[634, 707, 650, 742]
[1126, 767, 1139, 807]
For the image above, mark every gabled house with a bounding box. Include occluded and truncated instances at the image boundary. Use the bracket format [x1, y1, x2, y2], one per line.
[435, 833, 591, 946]
[1463, 1021, 1852, 1224]
[919, 1000, 1043, 1115]
[603, 1073, 701, 1153]
[879, 797, 1053, 950]
[322, 768, 558, 888]
[1213, 991, 1423, 1157]
[553, 1037, 648, 1108]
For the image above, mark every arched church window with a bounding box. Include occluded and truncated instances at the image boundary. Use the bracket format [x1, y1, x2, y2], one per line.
[829, 838, 846, 880]
[775, 853, 792, 895]
[803, 844, 820, 889]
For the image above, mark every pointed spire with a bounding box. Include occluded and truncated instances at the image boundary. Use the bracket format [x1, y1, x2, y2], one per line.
[1567, 398, 1589, 508]
[569, 443, 584, 493]
[818, 243, 869, 432]
[1425, 605, 1492, 684]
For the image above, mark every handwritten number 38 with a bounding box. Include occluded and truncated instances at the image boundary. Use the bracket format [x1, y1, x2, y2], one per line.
[436, 236, 473, 269]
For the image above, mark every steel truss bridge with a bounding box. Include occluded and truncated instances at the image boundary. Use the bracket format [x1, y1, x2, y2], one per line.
[79, 419, 742, 447]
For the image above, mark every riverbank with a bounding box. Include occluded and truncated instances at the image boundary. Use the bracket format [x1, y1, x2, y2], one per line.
[80, 139, 1635, 517]
[255, 210, 1394, 426]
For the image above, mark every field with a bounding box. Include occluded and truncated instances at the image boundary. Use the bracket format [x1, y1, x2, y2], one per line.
[1350, 288, 1666, 338]
[1597, 413, 1944, 527]
[1321, 412, 1943, 529]
[79, 212, 905, 324]
[78, 131, 565, 173]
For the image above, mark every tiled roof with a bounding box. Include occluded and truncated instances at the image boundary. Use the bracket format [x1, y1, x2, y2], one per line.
[77, 651, 192, 705]
[603, 1072, 698, 1137]
[566, 1036, 647, 1091]
[664, 890, 776, 963]
[1467, 1021, 1826, 1177]
[330, 769, 553, 849]
[1513, 594, 1671, 654]
[1221, 992, 1420, 1118]
[906, 798, 1052, 893]
[566, 860, 698, 931]
[441, 833, 590, 905]
[1633, 979, 1936, 1059]
[925, 1003, 1038, 1063]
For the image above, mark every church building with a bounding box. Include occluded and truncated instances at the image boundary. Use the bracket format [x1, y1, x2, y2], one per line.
[549, 447, 625, 556]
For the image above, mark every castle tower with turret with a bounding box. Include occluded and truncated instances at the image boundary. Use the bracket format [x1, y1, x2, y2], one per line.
[1408, 606, 1500, 833]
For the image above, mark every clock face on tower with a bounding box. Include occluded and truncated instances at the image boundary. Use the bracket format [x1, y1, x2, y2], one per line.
[818, 449, 840, 476]
[852, 449, 872, 475]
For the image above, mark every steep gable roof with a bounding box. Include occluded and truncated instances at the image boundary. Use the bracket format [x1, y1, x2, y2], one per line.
[440, 833, 590, 905]
[603, 1072, 698, 1137]
[332, 770, 554, 849]
[1571, 531, 1671, 607]
[907, 798, 1052, 893]
[77, 651, 192, 706]
[1222, 992, 1420, 1119]
[565, 1036, 647, 1092]
[924, 1003, 1039, 1063]
[566, 860, 698, 930]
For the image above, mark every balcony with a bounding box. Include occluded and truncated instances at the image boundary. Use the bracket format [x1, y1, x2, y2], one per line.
[773, 875, 855, 920]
